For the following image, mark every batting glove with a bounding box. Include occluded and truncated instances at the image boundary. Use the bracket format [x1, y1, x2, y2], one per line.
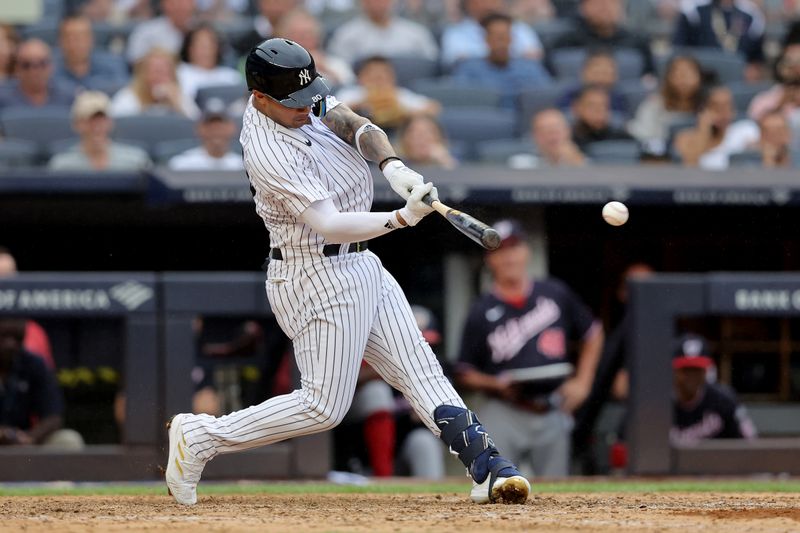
[398, 182, 437, 226]
[383, 159, 424, 200]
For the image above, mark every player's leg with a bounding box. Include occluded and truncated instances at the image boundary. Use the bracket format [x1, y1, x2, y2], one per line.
[528, 410, 572, 478]
[166, 256, 381, 504]
[362, 266, 529, 503]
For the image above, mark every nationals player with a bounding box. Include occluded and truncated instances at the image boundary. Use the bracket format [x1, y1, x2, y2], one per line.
[165, 38, 529, 505]
[456, 220, 604, 478]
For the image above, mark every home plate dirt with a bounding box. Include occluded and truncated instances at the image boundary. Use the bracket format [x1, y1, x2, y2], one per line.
[1, 493, 799, 532]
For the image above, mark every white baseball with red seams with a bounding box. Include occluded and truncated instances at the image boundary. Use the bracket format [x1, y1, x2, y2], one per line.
[602, 201, 629, 226]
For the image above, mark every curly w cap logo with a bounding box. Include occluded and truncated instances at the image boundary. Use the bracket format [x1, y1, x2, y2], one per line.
[110, 281, 153, 311]
[298, 69, 311, 85]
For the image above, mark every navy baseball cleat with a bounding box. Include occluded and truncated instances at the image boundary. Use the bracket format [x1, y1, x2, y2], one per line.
[470, 454, 530, 504]
[165, 413, 207, 505]
[433, 405, 530, 504]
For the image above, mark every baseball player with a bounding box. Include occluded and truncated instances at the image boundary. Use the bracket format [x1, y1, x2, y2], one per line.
[165, 38, 530, 506]
[456, 220, 604, 478]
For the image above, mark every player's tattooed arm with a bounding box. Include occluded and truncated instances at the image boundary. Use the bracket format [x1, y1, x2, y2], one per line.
[322, 104, 396, 167]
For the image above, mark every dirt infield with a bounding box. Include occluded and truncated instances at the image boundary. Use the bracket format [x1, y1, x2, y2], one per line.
[2, 492, 799, 532]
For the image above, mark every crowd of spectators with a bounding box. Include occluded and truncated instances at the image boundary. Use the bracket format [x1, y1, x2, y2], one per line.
[1, 0, 800, 171]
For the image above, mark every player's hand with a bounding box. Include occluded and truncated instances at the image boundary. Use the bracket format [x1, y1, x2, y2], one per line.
[382, 159, 424, 200]
[557, 377, 591, 414]
[398, 182, 436, 226]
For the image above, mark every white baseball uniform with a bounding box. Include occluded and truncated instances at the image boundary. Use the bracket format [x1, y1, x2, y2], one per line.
[181, 96, 465, 461]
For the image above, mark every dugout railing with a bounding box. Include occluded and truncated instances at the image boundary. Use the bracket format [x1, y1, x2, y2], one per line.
[627, 273, 800, 475]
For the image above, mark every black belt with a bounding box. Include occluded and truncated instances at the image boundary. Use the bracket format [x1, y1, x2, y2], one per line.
[268, 241, 368, 261]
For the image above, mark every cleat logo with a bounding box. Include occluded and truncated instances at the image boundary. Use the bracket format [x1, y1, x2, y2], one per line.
[298, 69, 311, 85]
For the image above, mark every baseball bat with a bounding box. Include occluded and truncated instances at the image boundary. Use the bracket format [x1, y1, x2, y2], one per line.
[422, 194, 501, 250]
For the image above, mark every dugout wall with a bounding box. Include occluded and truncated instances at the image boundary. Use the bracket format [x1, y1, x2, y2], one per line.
[0, 273, 329, 481]
[627, 273, 800, 475]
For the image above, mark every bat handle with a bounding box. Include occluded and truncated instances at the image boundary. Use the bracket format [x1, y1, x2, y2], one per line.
[421, 193, 437, 207]
[421, 193, 450, 217]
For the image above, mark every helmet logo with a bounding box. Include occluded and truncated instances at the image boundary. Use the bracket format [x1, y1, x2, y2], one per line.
[298, 69, 311, 85]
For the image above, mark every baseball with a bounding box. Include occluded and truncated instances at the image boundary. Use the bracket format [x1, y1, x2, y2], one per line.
[602, 201, 629, 226]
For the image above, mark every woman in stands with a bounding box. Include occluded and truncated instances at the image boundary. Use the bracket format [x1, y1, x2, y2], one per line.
[396, 114, 458, 169]
[109, 48, 200, 119]
[627, 55, 705, 150]
[176, 23, 242, 101]
[673, 84, 760, 170]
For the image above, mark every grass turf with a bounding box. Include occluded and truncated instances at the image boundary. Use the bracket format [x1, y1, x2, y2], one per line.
[1, 479, 799, 497]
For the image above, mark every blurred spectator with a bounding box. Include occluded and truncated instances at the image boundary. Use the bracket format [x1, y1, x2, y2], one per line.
[674, 85, 759, 170]
[757, 110, 793, 168]
[195, 0, 250, 21]
[0, 24, 19, 85]
[509, 0, 556, 23]
[571, 85, 634, 148]
[276, 8, 355, 87]
[127, 0, 197, 63]
[111, 48, 200, 118]
[556, 49, 627, 115]
[628, 55, 704, 147]
[113, 0, 157, 20]
[305, 0, 358, 18]
[552, 0, 655, 78]
[79, 0, 130, 23]
[53, 14, 129, 92]
[0, 248, 55, 370]
[335, 56, 440, 131]
[672, 0, 765, 82]
[232, 0, 298, 56]
[0, 39, 76, 109]
[396, 114, 458, 169]
[441, 0, 543, 67]
[168, 98, 243, 170]
[396, 0, 453, 26]
[670, 334, 757, 445]
[451, 13, 552, 105]
[177, 23, 242, 101]
[511, 108, 586, 168]
[327, 0, 439, 64]
[0, 318, 83, 449]
[49, 91, 152, 171]
[748, 40, 800, 128]
[455, 219, 604, 478]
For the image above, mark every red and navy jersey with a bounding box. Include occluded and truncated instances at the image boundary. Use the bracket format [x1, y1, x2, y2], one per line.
[458, 278, 596, 378]
[671, 383, 757, 444]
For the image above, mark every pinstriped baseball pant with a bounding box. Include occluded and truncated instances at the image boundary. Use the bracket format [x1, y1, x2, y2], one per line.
[184, 250, 466, 460]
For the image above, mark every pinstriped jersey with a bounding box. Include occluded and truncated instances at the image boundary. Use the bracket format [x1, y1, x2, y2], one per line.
[239, 95, 373, 252]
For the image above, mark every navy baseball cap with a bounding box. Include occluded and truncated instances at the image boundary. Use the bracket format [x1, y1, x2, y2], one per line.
[672, 334, 714, 369]
[492, 219, 527, 250]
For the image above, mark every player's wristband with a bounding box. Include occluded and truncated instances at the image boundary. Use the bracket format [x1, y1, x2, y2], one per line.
[387, 210, 408, 230]
[354, 122, 387, 159]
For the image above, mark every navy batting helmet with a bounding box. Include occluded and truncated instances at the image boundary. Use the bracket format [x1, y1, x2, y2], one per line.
[245, 38, 331, 109]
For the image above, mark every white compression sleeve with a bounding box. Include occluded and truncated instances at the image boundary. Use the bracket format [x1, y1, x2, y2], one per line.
[299, 198, 404, 243]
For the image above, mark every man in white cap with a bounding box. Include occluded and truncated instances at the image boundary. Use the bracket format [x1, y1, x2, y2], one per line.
[48, 91, 151, 171]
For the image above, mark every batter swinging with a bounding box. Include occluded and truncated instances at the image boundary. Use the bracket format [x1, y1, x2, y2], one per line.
[165, 38, 530, 506]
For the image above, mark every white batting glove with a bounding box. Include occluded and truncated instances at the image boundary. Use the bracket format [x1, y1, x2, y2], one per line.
[382, 159, 424, 200]
[398, 182, 437, 227]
